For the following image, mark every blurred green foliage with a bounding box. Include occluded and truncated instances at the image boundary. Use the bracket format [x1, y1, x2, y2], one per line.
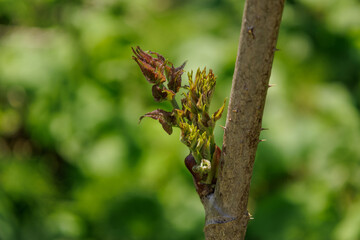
[0, 0, 360, 239]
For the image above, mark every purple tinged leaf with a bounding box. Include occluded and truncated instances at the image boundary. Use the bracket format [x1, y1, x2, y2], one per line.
[185, 154, 200, 180]
[132, 57, 160, 84]
[158, 118, 173, 135]
[132, 46, 167, 85]
[151, 85, 175, 102]
[151, 85, 168, 102]
[167, 61, 186, 93]
[132, 46, 153, 64]
[139, 109, 175, 135]
[149, 50, 166, 63]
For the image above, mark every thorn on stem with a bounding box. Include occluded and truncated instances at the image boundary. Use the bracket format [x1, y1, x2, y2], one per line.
[247, 211, 254, 220]
[259, 139, 267, 142]
[247, 26, 255, 39]
[261, 128, 269, 131]
[268, 84, 276, 88]
[219, 125, 226, 130]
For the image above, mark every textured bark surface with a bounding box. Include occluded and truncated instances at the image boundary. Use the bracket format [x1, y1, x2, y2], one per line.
[203, 0, 285, 239]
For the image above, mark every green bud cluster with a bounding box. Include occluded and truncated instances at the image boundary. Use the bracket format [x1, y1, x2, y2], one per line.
[133, 46, 225, 184]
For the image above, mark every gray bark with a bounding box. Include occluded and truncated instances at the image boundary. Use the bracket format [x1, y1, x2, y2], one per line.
[203, 0, 285, 239]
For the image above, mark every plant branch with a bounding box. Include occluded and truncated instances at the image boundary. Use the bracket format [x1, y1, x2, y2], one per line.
[203, 0, 285, 239]
[171, 97, 180, 109]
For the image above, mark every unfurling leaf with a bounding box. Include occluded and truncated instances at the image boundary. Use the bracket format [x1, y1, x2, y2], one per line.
[132, 47, 166, 85]
[152, 85, 175, 102]
[151, 85, 168, 102]
[132, 46, 186, 105]
[212, 99, 226, 122]
[139, 109, 175, 135]
[167, 61, 186, 93]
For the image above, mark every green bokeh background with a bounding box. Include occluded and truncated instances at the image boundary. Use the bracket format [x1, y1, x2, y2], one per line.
[0, 0, 360, 239]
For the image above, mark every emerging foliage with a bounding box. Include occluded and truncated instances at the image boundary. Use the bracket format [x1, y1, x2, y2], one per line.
[133, 46, 225, 186]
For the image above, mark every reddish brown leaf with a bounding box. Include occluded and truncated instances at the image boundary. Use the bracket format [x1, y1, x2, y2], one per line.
[167, 61, 186, 93]
[151, 85, 175, 102]
[132, 57, 158, 84]
[132, 46, 153, 64]
[151, 85, 168, 102]
[149, 50, 166, 64]
[139, 109, 175, 135]
[132, 46, 166, 85]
